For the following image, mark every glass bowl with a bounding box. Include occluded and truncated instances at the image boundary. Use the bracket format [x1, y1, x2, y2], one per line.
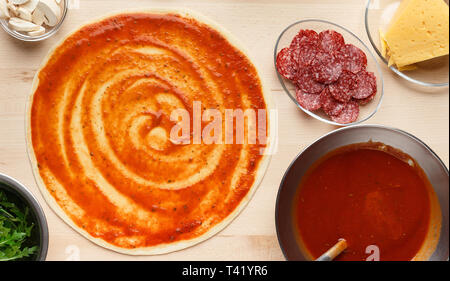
[274, 19, 384, 127]
[365, 0, 449, 87]
[0, 0, 68, 42]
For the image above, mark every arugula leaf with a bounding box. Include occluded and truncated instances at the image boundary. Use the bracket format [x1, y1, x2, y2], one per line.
[0, 190, 39, 261]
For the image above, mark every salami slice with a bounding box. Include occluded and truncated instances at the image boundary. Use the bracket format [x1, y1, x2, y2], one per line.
[319, 30, 345, 53]
[296, 66, 325, 94]
[337, 44, 367, 74]
[290, 30, 320, 66]
[357, 92, 376, 105]
[311, 51, 342, 84]
[276, 47, 297, 81]
[352, 71, 377, 100]
[331, 100, 360, 124]
[297, 43, 320, 66]
[290, 29, 319, 50]
[320, 87, 345, 116]
[328, 71, 356, 103]
[296, 88, 321, 111]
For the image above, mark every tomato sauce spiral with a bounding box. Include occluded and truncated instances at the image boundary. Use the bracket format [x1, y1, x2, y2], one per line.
[28, 12, 270, 253]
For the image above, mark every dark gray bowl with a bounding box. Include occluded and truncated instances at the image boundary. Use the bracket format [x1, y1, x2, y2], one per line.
[0, 173, 48, 261]
[276, 125, 449, 261]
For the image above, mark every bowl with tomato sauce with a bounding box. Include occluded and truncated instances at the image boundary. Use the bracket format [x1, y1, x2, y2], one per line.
[275, 125, 448, 261]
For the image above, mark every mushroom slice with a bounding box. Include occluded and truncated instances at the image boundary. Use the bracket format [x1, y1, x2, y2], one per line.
[21, 0, 39, 13]
[17, 7, 32, 21]
[7, 2, 18, 17]
[9, 17, 41, 31]
[31, 6, 44, 25]
[0, 0, 9, 19]
[8, 0, 29, 4]
[28, 25, 45, 36]
[37, 0, 61, 27]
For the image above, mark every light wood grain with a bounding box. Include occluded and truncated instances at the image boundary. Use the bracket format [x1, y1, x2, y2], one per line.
[0, 0, 448, 261]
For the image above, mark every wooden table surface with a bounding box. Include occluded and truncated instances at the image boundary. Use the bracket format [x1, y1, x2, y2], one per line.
[0, 0, 448, 261]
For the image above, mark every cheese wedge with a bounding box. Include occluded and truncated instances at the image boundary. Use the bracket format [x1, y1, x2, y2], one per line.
[379, 28, 388, 58]
[398, 64, 418, 71]
[384, 0, 449, 68]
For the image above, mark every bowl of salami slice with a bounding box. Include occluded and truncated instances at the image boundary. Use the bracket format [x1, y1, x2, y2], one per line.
[275, 19, 384, 125]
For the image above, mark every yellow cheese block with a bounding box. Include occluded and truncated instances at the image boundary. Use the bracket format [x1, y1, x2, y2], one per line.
[379, 29, 388, 58]
[384, 0, 449, 68]
[398, 64, 418, 71]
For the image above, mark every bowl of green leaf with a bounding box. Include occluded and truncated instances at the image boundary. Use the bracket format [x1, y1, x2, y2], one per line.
[0, 173, 48, 261]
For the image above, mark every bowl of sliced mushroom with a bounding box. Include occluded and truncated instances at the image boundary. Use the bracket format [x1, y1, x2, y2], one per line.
[0, 0, 67, 41]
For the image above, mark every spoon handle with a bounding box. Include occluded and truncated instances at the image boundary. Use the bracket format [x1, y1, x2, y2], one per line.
[315, 239, 348, 261]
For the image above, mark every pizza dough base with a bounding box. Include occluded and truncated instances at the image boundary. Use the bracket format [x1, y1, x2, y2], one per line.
[26, 8, 275, 255]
